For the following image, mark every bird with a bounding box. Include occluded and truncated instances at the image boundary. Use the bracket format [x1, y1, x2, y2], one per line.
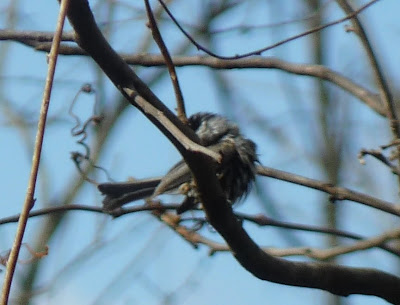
[98, 112, 258, 214]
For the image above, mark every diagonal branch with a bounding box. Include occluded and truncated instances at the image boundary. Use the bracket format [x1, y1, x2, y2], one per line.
[256, 165, 400, 217]
[1, 1, 70, 304]
[336, 0, 400, 186]
[144, 0, 187, 122]
[336, 0, 398, 136]
[63, 0, 218, 163]
[61, 1, 400, 303]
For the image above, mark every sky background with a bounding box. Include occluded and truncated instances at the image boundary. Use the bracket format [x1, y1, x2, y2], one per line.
[1, 0, 400, 304]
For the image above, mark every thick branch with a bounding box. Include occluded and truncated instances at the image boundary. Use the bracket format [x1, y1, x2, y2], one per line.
[63, 0, 202, 159]
[61, 1, 400, 303]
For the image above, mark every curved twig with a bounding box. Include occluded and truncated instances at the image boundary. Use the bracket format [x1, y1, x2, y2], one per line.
[158, 0, 378, 60]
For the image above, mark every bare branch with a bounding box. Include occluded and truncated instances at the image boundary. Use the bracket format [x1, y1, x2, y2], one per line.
[235, 213, 400, 257]
[336, 0, 400, 173]
[2, 202, 399, 257]
[0, 203, 181, 225]
[0, 28, 384, 117]
[59, 1, 400, 303]
[0, 1, 70, 304]
[144, 0, 187, 123]
[257, 165, 400, 217]
[0, 30, 74, 42]
[359, 148, 400, 176]
[157, 213, 400, 260]
[193, 228, 400, 260]
[307, 227, 400, 260]
[158, 0, 379, 59]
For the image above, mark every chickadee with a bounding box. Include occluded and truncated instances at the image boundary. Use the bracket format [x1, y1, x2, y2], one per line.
[98, 112, 258, 214]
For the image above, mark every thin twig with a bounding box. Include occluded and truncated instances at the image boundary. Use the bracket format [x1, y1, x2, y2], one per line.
[336, 0, 398, 134]
[0, 203, 182, 225]
[0, 0, 70, 303]
[144, 0, 187, 123]
[17, 244, 49, 264]
[305, 227, 400, 260]
[0, 30, 75, 42]
[209, 0, 333, 34]
[156, 212, 400, 260]
[183, 213, 400, 257]
[151, 209, 201, 249]
[257, 165, 400, 217]
[1, 202, 400, 259]
[358, 148, 400, 176]
[265, 227, 400, 260]
[336, 0, 400, 183]
[0, 28, 384, 116]
[2, 201, 399, 257]
[158, 0, 378, 59]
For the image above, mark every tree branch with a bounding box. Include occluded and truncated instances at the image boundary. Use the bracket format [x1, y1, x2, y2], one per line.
[257, 165, 400, 217]
[2, 202, 399, 257]
[0, 28, 385, 117]
[58, 1, 400, 303]
[336, 0, 399, 138]
[157, 0, 378, 60]
[144, 0, 187, 122]
[1, 1, 70, 304]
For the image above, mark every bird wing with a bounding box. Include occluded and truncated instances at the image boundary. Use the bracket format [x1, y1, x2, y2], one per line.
[153, 160, 192, 196]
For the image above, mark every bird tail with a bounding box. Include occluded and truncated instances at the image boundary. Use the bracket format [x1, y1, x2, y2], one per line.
[98, 178, 161, 211]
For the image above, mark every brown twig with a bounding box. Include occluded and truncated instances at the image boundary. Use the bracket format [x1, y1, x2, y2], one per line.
[0, 244, 48, 269]
[0, 203, 182, 225]
[2, 201, 400, 257]
[144, 0, 187, 123]
[0, 1, 70, 303]
[358, 148, 400, 176]
[0, 27, 385, 117]
[0, 30, 75, 42]
[236, 213, 400, 257]
[303, 227, 400, 260]
[381, 139, 400, 150]
[155, 212, 400, 260]
[267, 227, 400, 260]
[209, 1, 332, 35]
[202, 226, 400, 259]
[18, 244, 49, 264]
[158, 0, 378, 59]
[336, 0, 400, 185]
[257, 165, 400, 217]
[183, 213, 400, 257]
[151, 209, 201, 249]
